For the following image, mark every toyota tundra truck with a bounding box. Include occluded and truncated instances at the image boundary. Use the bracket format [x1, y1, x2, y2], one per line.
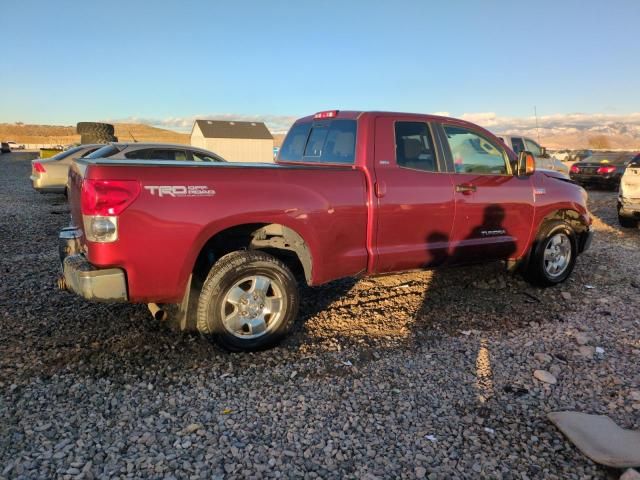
[59, 110, 593, 351]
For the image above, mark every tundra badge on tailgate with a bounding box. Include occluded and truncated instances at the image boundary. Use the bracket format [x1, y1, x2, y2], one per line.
[144, 185, 216, 197]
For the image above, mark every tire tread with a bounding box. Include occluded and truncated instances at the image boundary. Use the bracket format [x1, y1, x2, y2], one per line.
[196, 250, 298, 351]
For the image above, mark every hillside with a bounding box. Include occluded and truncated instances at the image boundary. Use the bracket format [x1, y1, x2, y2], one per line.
[0, 123, 189, 145]
[0, 123, 288, 149]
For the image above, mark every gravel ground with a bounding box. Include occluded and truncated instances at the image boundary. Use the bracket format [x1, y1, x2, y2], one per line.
[1, 152, 638, 479]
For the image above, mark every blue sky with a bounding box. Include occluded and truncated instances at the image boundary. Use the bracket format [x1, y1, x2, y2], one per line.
[2, 0, 639, 132]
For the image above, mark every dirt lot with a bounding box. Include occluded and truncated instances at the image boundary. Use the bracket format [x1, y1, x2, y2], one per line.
[1, 152, 639, 479]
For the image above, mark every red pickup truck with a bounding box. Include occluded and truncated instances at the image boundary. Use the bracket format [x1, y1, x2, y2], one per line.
[60, 111, 592, 351]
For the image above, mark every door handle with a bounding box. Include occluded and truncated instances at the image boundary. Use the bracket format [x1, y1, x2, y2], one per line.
[455, 183, 477, 194]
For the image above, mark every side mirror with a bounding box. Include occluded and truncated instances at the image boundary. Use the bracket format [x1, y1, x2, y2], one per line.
[517, 151, 536, 176]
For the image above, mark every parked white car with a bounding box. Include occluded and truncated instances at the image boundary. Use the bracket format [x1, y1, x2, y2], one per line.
[618, 154, 640, 228]
[497, 134, 569, 176]
[7, 141, 25, 150]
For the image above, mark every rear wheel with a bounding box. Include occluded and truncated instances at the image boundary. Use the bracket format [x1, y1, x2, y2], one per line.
[523, 220, 577, 286]
[196, 250, 299, 351]
[618, 210, 639, 229]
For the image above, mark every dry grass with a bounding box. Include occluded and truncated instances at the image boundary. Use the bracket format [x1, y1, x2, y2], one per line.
[0, 123, 285, 148]
[0, 123, 189, 145]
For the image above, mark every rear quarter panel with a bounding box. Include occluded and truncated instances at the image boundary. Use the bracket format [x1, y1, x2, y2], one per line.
[81, 163, 368, 302]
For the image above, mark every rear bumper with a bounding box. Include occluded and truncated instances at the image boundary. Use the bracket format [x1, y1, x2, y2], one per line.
[59, 227, 128, 302]
[619, 198, 640, 217]
[570, 174, 620, 187]
[31, 175, 65, 193]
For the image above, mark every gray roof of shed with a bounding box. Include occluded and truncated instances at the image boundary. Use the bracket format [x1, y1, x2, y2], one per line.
[194, 120, 273, 140]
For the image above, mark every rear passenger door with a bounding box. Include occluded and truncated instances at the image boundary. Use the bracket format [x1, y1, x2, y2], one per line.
[373, 116, 455, 272]
[437, 123, 534, 263]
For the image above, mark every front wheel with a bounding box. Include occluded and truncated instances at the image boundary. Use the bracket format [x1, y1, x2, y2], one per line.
[523, 221, 577, 287]
[196, 250, 299, 352]
[618, 212, 639, 229]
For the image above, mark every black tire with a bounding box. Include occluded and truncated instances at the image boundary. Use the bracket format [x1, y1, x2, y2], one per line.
[618, 212, 639, 229]
[80, 134, 118, 145]
[196, 250, 299, 352]
[76, 122, 115, 136]
[523, 220, 577, 287]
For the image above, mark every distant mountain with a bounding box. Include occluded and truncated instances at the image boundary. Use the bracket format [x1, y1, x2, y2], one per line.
[459, 112, 640, 150]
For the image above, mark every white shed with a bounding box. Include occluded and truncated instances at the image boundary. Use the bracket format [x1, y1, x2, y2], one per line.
[190, 120, 274, 163]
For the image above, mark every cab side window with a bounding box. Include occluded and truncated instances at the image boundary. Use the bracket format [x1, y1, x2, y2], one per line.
[524, 139, 543, 156]
[394, 122, 437, 172]
[148, 149, 187, 160]
[125, 149, 150, 160]
[444, 126, 509, 175]
[511, 137, 526, 154]
[191, 151, 221, 162]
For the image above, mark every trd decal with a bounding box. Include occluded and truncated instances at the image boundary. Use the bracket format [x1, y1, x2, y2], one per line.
[144, 185, 216, 197]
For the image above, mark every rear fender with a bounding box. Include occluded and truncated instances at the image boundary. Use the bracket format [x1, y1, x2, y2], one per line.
[183, 218, 317, 293]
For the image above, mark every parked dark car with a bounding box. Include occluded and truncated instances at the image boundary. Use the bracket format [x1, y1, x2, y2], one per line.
[572, 150, 593, 162]
[569, 152, 635, 189]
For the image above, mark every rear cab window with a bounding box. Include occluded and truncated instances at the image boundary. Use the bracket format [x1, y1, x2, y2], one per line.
[278, 119, 357, 164]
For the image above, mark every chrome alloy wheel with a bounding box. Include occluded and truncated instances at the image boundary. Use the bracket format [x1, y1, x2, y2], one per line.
[220, 275, 283, 339]
[543, 233, 572, 278]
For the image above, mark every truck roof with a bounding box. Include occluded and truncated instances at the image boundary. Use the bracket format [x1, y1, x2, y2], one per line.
[296, 110, 492, 131]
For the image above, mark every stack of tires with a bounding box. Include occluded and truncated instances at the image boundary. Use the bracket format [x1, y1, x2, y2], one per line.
[77, 122, 118, 144]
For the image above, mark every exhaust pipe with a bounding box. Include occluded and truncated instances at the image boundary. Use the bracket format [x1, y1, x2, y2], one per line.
[147, 303, 167, 322]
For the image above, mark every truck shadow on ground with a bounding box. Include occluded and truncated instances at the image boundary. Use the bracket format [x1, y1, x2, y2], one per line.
[289, 204, 569, 354]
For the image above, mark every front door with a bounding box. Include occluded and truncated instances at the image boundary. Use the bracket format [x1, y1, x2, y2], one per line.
[439, 124, 535, 263]
[373, 116, 455, 273]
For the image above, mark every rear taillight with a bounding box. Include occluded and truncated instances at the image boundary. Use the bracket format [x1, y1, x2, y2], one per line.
[33, 162, 46, 173]
[81, 179, 140, 216]
[81, 179, 140, 243]
[597, 166, 616, 175]
[570, 164, 580, 174]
